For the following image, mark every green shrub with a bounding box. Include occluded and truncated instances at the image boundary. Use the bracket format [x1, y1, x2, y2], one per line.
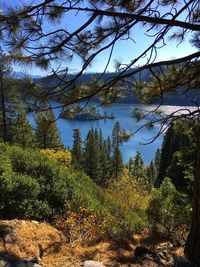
[103, 173, 151, 239]
[148, 177, 191, 241]
[0, 143, 106, 222]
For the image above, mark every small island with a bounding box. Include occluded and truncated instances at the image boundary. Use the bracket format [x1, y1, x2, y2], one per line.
[61, 107, 115, 121]
[119, 129, 133, 142]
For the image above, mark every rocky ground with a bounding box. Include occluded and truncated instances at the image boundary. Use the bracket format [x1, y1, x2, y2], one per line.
[0, 220, 195, 267]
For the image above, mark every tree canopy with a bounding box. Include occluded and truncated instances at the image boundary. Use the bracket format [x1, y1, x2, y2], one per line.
[0, 0, 199, 112]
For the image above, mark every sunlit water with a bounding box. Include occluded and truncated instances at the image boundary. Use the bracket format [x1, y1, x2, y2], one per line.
[29, 103, 197, 163]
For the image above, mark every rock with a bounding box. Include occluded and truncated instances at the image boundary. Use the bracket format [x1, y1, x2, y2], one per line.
[83, 260, 106, 267]
[156, 242, 173, 250]
[174, 256, 196, 267]
[134, 246, 152, 258]
[0, 253, 19, 267]
[0, 254, 45, 267]
[23, 257, 45, 266]
[0, 224, 17, 243]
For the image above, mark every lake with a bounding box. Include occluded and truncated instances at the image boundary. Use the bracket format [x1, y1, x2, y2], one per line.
[29, 103, 196, 164]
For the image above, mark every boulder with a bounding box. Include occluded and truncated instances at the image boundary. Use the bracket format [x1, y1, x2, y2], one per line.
[83, 260, 106, 267]
[0, 254, 45, 267]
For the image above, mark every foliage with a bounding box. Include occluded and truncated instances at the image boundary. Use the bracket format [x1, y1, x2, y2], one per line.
[35, 106, 63, 150]
[71, 128, 82, 169]
[0, 50, 20, 142]
[129, 151, 146, 181]
[53, 207, 106, 245]
[148, 178, 191, 241]
[112, 121, 123, 178]
[12, 106, 35, 148]
[104, 171, 151, 239]
[0, 143, 104, 221]
[40, 148, 71, 167]
[157, 120, 196, 193]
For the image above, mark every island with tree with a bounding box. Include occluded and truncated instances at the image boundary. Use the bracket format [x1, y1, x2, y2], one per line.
[61, 106, 115, 121]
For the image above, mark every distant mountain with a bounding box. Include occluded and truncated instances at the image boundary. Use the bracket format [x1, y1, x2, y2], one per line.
[35, 68, 199, 106]
[12, 71, 42, 79]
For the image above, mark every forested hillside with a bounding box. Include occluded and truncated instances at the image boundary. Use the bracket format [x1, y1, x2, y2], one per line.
[35, 68, 200, 106]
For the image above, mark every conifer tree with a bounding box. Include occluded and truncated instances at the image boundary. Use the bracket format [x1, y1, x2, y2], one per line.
[35, 106, 63, 149]
[146, 161, 157, 186]
[130, 151, 146, 181]
[127, 157, 133, 173]
[98, 139, 109, 186]
[72, 128, 82, 169]
[83, 128, 100, 183]
[106, 135, 112, 159]
[112, 121, 123, 178]
[154, 149, 161, 172]
[0, 49, 20, 142]
[12, 106, 35, 148]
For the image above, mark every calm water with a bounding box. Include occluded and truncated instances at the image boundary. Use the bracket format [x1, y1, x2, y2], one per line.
[29, 103, 196, 163]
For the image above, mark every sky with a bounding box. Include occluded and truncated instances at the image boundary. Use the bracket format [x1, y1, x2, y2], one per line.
[0, 0, 197, 77]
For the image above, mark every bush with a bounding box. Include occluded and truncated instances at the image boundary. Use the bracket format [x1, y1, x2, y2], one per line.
[40, 148, 71, 167]
[104, 172, 151, 239]
[148, 177, 191, 241]
[0, 143, 105, 222]
[53, 207, 106, 245]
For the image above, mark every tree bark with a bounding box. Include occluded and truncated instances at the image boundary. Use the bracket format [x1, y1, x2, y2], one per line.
[185, 128, 200, 266]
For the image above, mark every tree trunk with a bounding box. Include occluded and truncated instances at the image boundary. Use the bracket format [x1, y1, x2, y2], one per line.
[185, 129, 200, 266]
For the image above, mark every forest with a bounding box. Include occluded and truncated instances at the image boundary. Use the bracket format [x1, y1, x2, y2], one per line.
[0, 48, 197, 266]
[0, 0, 200, 266]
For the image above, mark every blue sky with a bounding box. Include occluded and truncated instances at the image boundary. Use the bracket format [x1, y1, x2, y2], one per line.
[1, 0, 197, 76]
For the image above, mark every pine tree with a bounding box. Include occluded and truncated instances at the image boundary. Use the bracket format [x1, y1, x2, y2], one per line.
[12, 106, 35, 148]
[83, 128, 100, 183]
[154, 149, 161, 172]
[130, 151, 146, 181]
[72, 128, 82, 169]
[0, 49, 20, 142]
[112, 121, 123, 178]
[127, 157, 133, 173]
[157, 122, 193, 188]
[146, 161, 157, 186]
[35, 106, 63, 149]
[106, 135, 112, 159]
[98, 139, 109, 186]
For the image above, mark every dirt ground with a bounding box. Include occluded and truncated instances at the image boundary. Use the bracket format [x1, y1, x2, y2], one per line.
[0, 220, 184, 267]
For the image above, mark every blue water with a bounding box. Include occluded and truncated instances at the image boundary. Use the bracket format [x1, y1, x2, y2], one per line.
[30, 102, 164, 163]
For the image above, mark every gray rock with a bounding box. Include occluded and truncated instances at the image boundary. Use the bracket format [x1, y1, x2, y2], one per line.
[0, 224, 17, 244]
[83, 260, 106, 267]
[0, 254, 45, 267]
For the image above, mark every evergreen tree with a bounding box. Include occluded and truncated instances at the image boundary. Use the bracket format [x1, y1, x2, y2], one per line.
[98, 139, 109, 186]
[157, 124, 175, 185]
[0, 49, 20, 142]
[112, 121, 123, 178]
[12, 106, 35, 148]
[157, 122, 194, 191]
[146, 161, 157, 186]
[154, 149, 161, 172]
[83, 128, 100, 183]
[130, 151, 146, 181]
[127, 157, 133, 173]
[35, 106, 63, 149]
[72, 128, 82, 169]
[106, 135, 112, 159]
